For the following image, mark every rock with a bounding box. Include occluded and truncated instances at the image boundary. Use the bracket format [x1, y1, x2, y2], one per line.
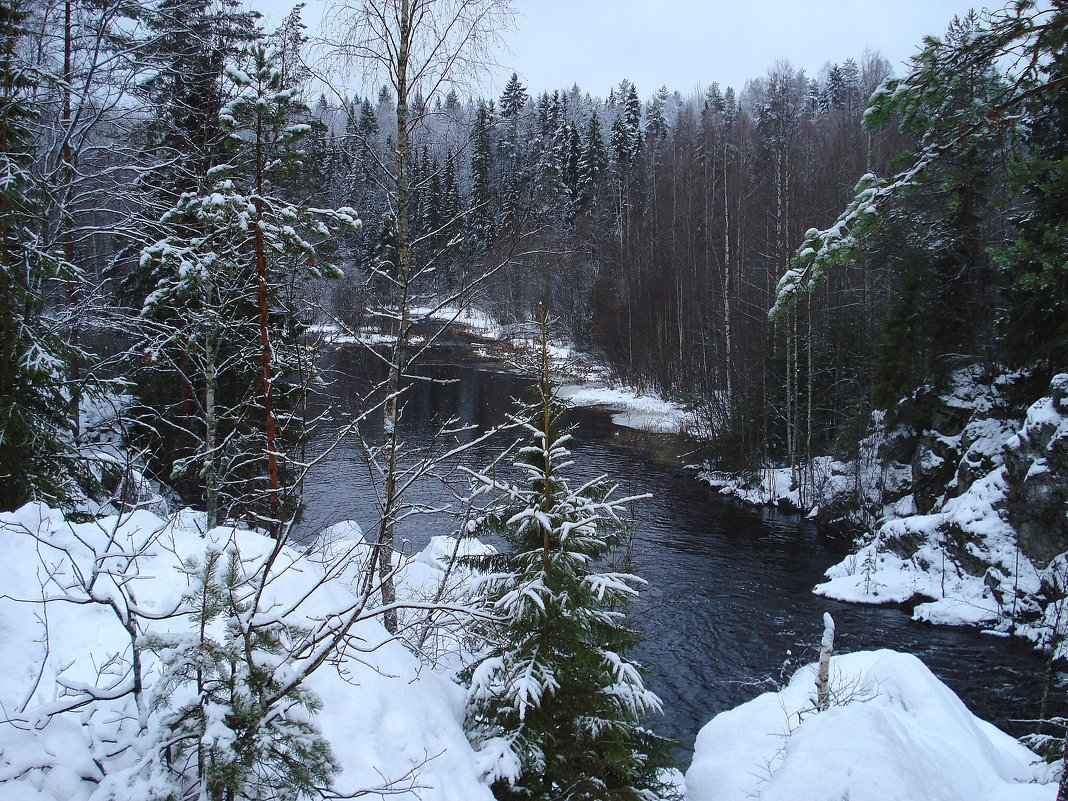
[911, 431, 961, 514]
[1004, 374, 1068, 566]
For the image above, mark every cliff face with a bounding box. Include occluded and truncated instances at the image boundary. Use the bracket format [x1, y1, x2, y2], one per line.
[698, 368, 1068, 650]
[810, 370, 1068, 652]
[1004, 374, 1068, 567]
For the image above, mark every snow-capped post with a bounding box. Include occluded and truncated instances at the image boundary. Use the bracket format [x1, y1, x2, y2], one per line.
[817, 612, 835, 711]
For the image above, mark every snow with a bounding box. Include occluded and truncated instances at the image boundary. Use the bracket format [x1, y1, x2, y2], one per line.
[0, 504, 494, 801]
[699, 370, 1067, 642]
[700, 456, 859, 512]
[686, 649, 1055, 801]
[557, 379, 693, 434]
[317, 303, 698, 435]
[0, 505, 1059, 800]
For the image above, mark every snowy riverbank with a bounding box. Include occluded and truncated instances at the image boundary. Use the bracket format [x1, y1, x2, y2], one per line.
[1, 502, 1059, 800]
[315, 305, 697, 436]
[698, 370, 1068, 654]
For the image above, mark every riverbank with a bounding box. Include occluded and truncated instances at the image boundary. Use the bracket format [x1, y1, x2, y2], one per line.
[696, 370, 1068, 663]
[1, 501, 1057, 800]
[313, 305, 699, 437]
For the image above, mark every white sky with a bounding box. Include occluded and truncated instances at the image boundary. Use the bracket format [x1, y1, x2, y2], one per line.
[255, 0, 986, 100]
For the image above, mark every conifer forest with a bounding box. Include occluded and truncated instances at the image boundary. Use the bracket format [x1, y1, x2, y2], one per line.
[1, 1, 1067, 800]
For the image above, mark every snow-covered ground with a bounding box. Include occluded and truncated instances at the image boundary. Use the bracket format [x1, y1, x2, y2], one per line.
[686, 649, 1056, 801]
[0, 503, 494, 801]
[1, 503, 1058, 799]
[556, 372, 693, 435]
[699, 456, 863, 515]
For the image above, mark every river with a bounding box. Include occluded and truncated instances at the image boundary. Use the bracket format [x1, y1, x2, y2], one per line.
[299, 341, 1060, 757]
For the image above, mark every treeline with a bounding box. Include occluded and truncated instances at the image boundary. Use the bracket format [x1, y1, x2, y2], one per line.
[311, 52, 911, 469]
[314, 4, 1066, 476]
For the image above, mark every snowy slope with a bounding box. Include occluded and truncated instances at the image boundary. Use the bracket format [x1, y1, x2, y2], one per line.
[0, 504, 493, 801]
[685, 649, 1055, 801]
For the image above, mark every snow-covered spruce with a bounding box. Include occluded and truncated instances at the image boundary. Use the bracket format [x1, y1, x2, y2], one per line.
[461, 335, 675, 801]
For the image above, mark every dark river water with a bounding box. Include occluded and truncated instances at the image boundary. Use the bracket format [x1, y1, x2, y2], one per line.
[300, 341, 1061, 758]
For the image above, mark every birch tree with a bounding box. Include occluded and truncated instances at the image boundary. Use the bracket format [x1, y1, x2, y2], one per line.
[327, 0, 513, 632]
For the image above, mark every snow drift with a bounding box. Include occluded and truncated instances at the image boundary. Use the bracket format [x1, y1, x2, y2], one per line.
[685, 649, 1055, 801]
[0, 503, 493, 801]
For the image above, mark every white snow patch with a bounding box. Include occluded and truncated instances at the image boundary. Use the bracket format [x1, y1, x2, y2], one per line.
[686, 649, 1054, 801]
[0, 505, 494, 801]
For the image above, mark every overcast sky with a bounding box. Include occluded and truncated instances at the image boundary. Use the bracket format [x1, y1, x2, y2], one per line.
[257, 0, 985, 100]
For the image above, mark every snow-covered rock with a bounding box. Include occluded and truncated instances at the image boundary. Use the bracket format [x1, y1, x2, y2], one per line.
[814, 372, 1068, 641]
[686, 649, 1055, 801]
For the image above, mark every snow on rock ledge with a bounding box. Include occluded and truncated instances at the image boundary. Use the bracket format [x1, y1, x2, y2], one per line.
[812, 372, 1068, 637]
[685, 649, 1054, 801]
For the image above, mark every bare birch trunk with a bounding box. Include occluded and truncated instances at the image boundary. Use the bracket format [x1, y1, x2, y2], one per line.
[375, 0, 416, 634]
[63, 0, 80, 440]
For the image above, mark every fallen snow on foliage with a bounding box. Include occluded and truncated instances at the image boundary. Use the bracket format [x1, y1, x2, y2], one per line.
[0, 504, 494, 801]
[685, 649, 1055, 801]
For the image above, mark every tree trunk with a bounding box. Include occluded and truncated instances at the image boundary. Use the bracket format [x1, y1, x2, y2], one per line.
[816, 612, 835, 711]
[376, 0, 415, 634]
[253, 104, 280, 539]
[63, 0, 80, 440]
[204, 329, 218, 529]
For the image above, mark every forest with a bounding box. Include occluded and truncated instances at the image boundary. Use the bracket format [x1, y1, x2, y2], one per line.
[1, 0, 1067, 799]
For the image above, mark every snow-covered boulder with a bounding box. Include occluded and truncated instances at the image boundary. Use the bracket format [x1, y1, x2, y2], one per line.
[685, 649, 1054, 801]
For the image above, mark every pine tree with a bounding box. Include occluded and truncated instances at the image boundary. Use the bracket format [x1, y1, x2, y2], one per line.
[644, 85, 669, 145]
[1001, 3, 1068, 380]
[498, 73, 528, 232]
[135, 0, 258, 212]
[464, 315, 675, 801]
[499, 72, 528, 120]
[145, 546, 338, 800]
[704, 82, 724, 114]
[0, 0, 80, 510]
[135, 34, 355, 531]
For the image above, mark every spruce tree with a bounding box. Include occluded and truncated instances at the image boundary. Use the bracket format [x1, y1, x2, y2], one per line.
[1002, 3, 1068, 380]
[0, 0, 79, 510]
[471, 100, 497, 248]
[464, 315, 675, 801]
